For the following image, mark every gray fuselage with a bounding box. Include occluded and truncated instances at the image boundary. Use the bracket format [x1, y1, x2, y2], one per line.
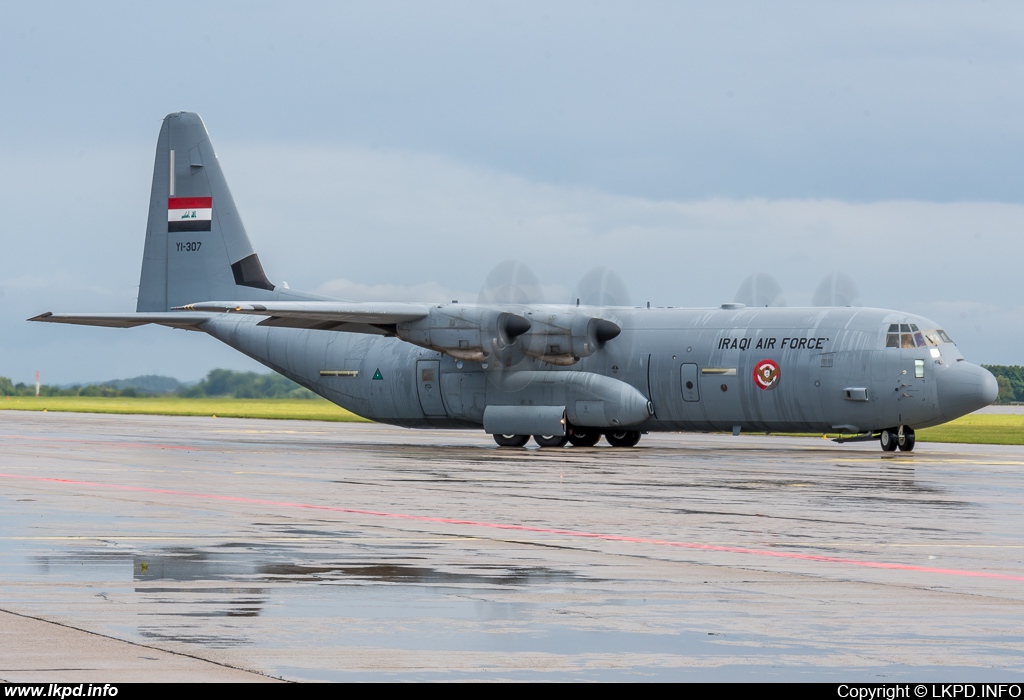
[200, 303, 996, 435]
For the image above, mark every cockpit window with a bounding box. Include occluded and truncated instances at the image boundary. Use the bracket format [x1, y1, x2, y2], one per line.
[884, 324, 954, 348]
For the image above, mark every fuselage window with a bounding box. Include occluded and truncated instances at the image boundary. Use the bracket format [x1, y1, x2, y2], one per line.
[915, 359, 925, 378]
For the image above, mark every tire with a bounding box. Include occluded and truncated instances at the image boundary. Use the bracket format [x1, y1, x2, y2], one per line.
[605, 430, 641, 448]
[879, 428, 898, 452]
[533, 434, 569, 448]
[897, 427, 916, 452]
[568, 428, 601, 447]
[493, 434, 529, 447]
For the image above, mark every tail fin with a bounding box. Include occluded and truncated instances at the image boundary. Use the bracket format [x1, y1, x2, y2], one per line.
[137, 112, 278, 311]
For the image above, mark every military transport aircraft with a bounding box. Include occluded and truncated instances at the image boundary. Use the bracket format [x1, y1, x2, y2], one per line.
[31, 112, 998, 451]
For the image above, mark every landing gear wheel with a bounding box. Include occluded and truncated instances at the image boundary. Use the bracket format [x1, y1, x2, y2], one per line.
[897, 426, 916, 452]
[879, 428, 898, 452]
[494, 434, 529, 447]
[533, 434, 569, 448]
[568, 428, 601, 447]
[605, 430, 641, 448]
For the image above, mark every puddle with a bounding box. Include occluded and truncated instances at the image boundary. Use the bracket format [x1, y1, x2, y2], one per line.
[257, 561, 583, 586]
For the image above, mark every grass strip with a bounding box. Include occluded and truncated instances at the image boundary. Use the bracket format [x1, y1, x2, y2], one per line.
[2, 397, 1020, 444]
[0, 396, 369, 422]
[915, 413, 1024, 445]
[774, 414, 1024, 445]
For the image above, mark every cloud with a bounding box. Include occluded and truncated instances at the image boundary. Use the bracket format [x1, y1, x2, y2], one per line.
[7, 141, 1023, 382]
[227, 143, 1023, 301]
[314, 278, 467, 304]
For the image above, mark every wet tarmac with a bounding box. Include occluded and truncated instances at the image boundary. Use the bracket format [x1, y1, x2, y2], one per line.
[1, 411, 1023, 681]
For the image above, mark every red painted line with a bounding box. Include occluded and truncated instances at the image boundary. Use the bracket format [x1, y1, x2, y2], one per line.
[4, 472, 1023, 583]
[0, 435, 193, 451]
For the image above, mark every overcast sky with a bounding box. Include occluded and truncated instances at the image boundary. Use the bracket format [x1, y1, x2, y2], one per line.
[2, 1, 1022, 384]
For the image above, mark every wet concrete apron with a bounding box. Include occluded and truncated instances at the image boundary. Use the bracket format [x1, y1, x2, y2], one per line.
[1, 412, 1023, 681]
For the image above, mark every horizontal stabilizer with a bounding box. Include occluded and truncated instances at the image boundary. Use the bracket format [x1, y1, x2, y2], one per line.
[173, 301, 431, 333]
[28, 312, 211, 329]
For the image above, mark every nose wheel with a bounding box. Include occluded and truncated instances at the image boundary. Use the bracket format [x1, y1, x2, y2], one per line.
[897, 426, 916, 451]
[879, 426, 915, 452]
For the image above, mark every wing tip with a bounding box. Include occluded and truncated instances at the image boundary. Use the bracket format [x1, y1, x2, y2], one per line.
[27, 312, 54, 322]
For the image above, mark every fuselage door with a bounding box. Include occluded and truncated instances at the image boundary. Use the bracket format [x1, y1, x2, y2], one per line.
[680, 363, 700, 402]
[416, 360, 447, 417]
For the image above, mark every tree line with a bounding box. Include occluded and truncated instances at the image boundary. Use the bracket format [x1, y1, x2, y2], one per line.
[985, 365, 1024, 404]
[0, 369, 317, 400]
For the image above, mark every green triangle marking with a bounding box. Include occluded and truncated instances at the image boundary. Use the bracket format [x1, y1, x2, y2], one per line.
[372, 368, 384, 381]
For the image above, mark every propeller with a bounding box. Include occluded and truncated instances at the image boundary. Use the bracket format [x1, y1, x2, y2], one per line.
[570, 265, 637, 373]
[472, 262, 635, 391]
[812, 272, 861, 307]
[475, 260, 543, 387]
[572, 267, 632, 308]
[734, 273, 786, 307]
[477, 259, 545, 306]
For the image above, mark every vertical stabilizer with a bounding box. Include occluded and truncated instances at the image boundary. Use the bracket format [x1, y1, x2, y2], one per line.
[137, 112, 276, 311]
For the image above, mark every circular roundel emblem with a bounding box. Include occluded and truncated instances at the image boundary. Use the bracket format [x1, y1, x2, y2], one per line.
[753, 359, 781, 391]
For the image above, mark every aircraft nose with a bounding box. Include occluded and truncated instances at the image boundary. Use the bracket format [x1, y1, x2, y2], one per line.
[936, 361, 999, 421]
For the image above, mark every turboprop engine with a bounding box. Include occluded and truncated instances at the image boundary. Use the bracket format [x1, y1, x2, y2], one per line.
[519, 311, 621, 365]
[395, 305, 620, 366]
[396, 306, 532, 362]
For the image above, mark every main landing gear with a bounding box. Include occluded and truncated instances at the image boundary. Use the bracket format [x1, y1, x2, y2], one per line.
[493, 434, 530, 447]
[879, 426, 915, 452]
[533, 434, 569, 448]
[492, 428, 642, 449]
[567, 427, 601, 447]
[604, 430, 642, 448]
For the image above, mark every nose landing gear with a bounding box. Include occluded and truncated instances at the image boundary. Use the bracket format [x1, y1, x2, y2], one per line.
[879, 426, 915, 452]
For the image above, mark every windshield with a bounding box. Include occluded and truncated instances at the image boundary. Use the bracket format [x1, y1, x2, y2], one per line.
[885, 324, 954, 348]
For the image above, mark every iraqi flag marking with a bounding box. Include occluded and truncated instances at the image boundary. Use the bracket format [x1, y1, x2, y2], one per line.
[168, 196, 212, 232]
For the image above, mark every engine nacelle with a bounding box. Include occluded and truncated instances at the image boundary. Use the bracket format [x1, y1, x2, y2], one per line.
[396, 305, 619, 366]
[520, 312, 621, 365]
[396, 305, 531, 362]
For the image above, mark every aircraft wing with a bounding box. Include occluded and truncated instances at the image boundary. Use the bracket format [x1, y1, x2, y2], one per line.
[173, 301, 432, 334]
[28, 312, 212, 329]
